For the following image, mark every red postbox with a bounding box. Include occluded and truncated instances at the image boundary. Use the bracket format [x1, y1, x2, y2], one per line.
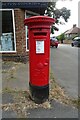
[24, 16, 55, 103]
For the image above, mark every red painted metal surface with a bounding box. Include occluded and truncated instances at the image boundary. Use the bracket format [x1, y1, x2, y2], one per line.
[24, 16, 55, 86]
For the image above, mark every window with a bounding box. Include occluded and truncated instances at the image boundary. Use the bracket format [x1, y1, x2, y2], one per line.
[0, 9, 16, 52]
[25, 14, 31, 50]
[25, 10, 39, 51]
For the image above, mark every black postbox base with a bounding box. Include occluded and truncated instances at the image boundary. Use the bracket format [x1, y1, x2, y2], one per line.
[29, 82, 49, 104]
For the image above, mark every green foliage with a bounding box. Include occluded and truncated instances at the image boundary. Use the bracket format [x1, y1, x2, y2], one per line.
[51, 26, 54, 34]
[57, 33, 65, 41]
[45, 2, 71, 33]
[45, 2, 71, 23]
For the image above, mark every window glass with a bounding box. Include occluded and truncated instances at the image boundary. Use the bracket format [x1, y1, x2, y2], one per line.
[0, 10, 15, 51]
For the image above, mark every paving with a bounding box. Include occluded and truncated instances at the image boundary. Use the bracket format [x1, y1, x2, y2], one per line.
[2, 93, 18, 118]
[28, 100, 78, 118]
[2, 61, 29, 90]
[2, 60, 78, 118]
[2, 61, 29, 118]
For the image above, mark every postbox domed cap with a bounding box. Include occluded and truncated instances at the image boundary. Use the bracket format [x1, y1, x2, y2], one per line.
[24, 16, 56, 28]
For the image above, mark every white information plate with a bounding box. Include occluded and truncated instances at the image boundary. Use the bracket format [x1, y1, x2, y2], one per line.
[36, 40, 44, 54]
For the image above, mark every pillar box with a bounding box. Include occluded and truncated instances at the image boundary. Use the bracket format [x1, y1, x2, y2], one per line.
[24, 16, 55, 103]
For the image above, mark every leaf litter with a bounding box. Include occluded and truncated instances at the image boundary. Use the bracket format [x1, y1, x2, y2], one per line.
[2, 79, 78, 118]
[2, 61, 78, 118]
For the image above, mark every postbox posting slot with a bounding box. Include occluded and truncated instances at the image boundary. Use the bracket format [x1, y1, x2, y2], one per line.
[34, 32, 47, 36]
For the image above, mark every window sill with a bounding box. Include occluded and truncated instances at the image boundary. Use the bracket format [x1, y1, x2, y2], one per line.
[0, 51, 16, 53]
[26, 49, 29, 52]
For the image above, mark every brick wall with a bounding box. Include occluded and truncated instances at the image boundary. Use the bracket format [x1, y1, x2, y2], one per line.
[15, 9, 26, 55]
[1, 9, 29, 63]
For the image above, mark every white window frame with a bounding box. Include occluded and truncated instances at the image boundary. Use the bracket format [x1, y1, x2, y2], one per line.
[0, 9, 16, 53]
[25, 10, 39, 51]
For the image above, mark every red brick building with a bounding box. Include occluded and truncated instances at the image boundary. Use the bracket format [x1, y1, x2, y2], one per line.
[0, 2, 48, 63]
